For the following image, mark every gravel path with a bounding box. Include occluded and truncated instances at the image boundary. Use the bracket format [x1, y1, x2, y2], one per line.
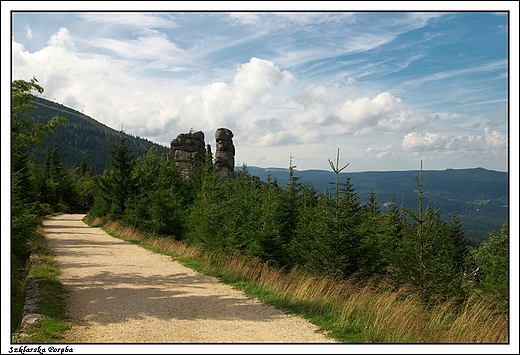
[43, 214, 337, 344]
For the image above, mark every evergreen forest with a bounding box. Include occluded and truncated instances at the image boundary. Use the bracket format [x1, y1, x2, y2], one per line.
[11, 78, 510, 342]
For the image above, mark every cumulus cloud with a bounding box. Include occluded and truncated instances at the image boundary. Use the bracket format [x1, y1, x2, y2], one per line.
[337, 92, 403, 128]
[195, 58, 294, 133]
[47, 27, 75, 49]
[401, 129, 506, 154]
[293, 91, 427, 135]
[292, 85, 339, 126]
[366, 145, 394, 159]
[484, 128, 507, 149]
[402, 132, 451, 151]
[233, 57, 293, 94]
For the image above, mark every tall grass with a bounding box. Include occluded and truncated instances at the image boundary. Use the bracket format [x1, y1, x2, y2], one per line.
[86, 218, 510, 343]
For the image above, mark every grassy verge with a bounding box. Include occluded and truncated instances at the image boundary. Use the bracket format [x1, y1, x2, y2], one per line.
[11, 261, 28, 334]
[15, 227, 70, 343]
[93, 218, 508, 343]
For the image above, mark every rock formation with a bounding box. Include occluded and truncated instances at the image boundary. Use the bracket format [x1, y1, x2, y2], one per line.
[168, 128, 235, 180]
[214, 128, 235, 180]
[168, 130, 206, 178]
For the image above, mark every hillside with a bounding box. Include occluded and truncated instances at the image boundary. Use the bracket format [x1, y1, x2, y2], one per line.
[27, 96, 169, 175]
[25, 97, 508, 244]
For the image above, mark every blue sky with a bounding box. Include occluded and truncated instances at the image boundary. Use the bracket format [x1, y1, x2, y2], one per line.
[2, 4, 520, 353]
[4, 3, 517, 172]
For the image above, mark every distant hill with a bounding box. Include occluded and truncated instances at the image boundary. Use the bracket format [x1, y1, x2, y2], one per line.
[26, 96, 170, 175]
[245, 166, 509, 246]
[25, 97, 508, 245]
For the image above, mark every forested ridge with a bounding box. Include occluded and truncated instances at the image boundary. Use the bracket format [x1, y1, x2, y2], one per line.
[11, 79, 509, 342]
[27, 96, 169, 175]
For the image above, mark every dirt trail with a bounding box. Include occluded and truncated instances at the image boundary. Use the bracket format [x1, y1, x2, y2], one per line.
[43, 214, 337, 343]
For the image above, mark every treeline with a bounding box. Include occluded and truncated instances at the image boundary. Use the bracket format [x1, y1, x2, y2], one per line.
[11, 79, 508, 333]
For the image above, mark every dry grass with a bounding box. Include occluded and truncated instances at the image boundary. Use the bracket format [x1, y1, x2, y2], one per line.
[98, 220, 508, 343]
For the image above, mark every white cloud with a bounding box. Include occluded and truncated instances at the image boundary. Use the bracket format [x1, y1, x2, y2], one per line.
[484, 128, 507, 149]
[85, 34, 187, 62]
[335, 92, 427, 134]
[292, 85, 343, 125]
[338, 92, 402, 128]
[401, 129, 507, 154]
[233, 57, 293, 94]
[25, 25, 32, 39]
[402, 132, 450, 151]
[401, 60, 508, 90]
[366, 145, 394, 159]
[194, 58, 294, 133]
[47, 27, 75, 49]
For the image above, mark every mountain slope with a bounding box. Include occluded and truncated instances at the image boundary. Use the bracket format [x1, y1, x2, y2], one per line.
[27, 97, 169, 175]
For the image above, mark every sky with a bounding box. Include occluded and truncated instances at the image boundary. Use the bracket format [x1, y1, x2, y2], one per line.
[4, 4, 517, 173]
[2, 4, 519, 353]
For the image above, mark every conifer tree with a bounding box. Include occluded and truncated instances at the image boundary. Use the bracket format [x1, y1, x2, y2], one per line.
[256, 171, 287, 265]
[77, 156, 96, 213]
[185, 160, 227, 250]
[472, 223, 508, 312]
[442, 212, 470, 298]
[400, 160, 438, 299]
[277, 155, 301, 262]
[391, 161, 471, 302]
[292, 149, 363, 279]
[358, 190, 388, 278]
[123, 147, 185, 239]
[42, 139, 64, 206]
[289, 182, 320, 268]
[96, 132, 138, 218]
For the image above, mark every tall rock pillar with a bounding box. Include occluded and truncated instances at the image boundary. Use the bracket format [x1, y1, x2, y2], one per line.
[214, 128, 235, 180]
[168, 130, 206, 178]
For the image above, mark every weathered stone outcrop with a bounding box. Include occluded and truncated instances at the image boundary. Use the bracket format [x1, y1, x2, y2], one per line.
[214, 128, 235, 180]
[168, 130, 206, 178]
[168, 128, 235, 180]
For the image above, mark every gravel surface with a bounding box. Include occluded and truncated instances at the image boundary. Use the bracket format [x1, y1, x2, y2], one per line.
[43, 214, 337, 344]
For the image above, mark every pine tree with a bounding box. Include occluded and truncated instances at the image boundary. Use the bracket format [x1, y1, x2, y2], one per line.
[278, 155, 301, 262]
[292, 149, 363, 279]
[257, 172, 287, 265]
[358, 190, 387, 278]
[472, 223, 508, 312]
[401, 160, 439, 299]
[443, 212, 470, 297]
[77, 157, 96, 213]
[289, 182, 319, 268]
[185, 161, 227, 250]
[126, 148, 187, 236]
[42, 139, 64, 207]
[98, 132, 138, 218]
